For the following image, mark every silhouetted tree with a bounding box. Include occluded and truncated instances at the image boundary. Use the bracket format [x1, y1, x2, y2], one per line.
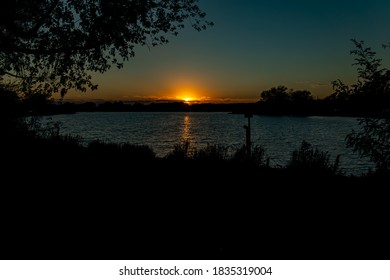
[346, 118, 390, 171]
[260, 86, 290, 104]
[0, 85, 25, 133]
[328, 79, 352, 113]
[332, 39, 390, 115]
[259, 86, 313, 115]
[0, 0, 212, 96]
[334, 40, 390, 171]
[290, 90, 312, 104]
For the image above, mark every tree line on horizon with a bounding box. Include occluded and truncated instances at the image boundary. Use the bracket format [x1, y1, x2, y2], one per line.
[11, 80, 387, 117]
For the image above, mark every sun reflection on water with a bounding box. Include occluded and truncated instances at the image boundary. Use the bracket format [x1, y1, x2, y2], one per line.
[181, 115, 191, 142]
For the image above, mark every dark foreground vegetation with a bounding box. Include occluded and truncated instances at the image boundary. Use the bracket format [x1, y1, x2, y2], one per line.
[1, 45, 390, 258]
[2, 111, 389, 260]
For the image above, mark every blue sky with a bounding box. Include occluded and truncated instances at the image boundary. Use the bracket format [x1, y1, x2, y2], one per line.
[64, 0, 390, 103]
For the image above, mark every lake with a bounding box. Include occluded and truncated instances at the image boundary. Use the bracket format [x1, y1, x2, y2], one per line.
[44, 112, 374, 175]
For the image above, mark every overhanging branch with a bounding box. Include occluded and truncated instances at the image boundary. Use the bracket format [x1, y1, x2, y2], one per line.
[28, 0, 61, 37]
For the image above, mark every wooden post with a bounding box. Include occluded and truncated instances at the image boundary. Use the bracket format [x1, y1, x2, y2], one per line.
[244, 113, 253, 155]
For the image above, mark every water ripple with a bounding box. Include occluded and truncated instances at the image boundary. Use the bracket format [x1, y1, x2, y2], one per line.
[44, 112, 375, 175]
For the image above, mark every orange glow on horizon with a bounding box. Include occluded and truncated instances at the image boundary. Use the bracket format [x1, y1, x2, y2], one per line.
[60, 87, 260, 104]
[178, 96, 197, 104]
[176, 88, 203, 104]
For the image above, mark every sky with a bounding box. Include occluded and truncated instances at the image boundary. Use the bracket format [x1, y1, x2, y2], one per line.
[62, 0, 390, 103]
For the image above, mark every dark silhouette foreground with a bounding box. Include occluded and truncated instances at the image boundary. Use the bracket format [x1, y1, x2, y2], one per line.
[1, 83, 388, 260]
[1, 133, 389, 260]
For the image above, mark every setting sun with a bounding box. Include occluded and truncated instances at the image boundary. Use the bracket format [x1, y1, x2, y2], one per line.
[182, 97, 194, 103]
[176, 89, 198, 103]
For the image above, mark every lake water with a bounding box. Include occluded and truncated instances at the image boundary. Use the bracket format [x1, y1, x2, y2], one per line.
[44, 112, 374, 175]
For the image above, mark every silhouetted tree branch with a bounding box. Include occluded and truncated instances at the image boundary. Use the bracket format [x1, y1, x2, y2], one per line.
[0, 0, 212, 96]
[333, 39, 390, 172]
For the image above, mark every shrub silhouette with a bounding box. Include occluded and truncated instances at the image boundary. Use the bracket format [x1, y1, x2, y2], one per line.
[165, 141, 268, 168]
[165, 140, 194, 161]
[287, 141, 341, 175]
[231, 144, 268, 168]
[346, 118, 390, 172]
[88, 140, 156, 162]
[194, 144, 229, 162]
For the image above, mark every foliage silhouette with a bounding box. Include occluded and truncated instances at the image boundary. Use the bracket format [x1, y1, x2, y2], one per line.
[258, 86, 314, 115]
[165, 140, 194, 161]
[0, 0, 212, 96]
[0, 85, 25, 134]
[287, 140, 342, 175]
[231, 144, 268, 168]
[346, 118, 390, 171]
[331, 40, 390, 115]
[164, 140, 268, 171]
[0, 83, 56, 145]
[260, 85, 291, 105]
[333, 40, 390, 172]
[88, 140, 156, 162]
[194, 144, 229, 162]
[2, 120, 388, 262]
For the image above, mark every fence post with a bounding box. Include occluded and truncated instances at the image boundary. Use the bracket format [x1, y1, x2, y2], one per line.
[244, 113, 253, 155]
